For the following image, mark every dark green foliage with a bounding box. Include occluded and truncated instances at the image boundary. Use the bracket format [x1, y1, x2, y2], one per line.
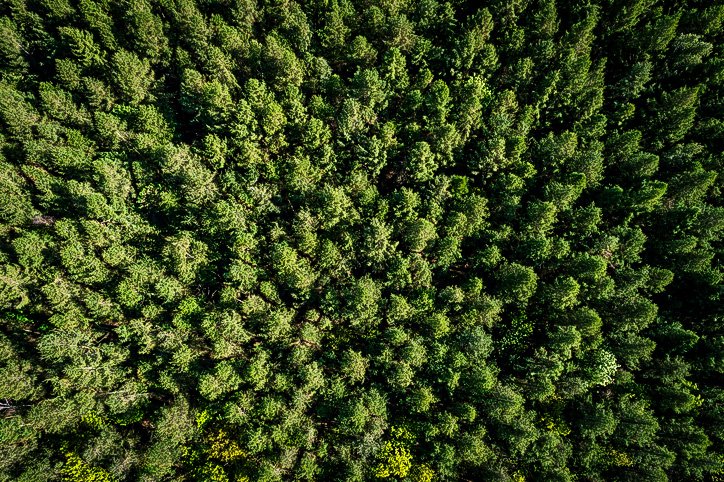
[0, 0, 722, 480]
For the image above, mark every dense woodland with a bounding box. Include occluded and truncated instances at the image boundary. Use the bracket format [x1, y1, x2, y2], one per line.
[0, 0, 723, 480]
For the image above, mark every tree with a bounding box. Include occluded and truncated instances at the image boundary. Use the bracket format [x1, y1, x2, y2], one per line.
[496, 263, 538, 304]
[1, 1, 722, 480]
[111, 50, 153, 105]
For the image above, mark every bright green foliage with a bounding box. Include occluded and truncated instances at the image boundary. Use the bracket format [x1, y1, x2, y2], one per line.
[374, 427, 417, 479]
[60, 453, 113, 482]
[375, 442, 412, 478]
[0, 0, 722, 481]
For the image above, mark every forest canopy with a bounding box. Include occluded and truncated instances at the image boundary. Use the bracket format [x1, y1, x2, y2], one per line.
[0, 0, 723, 481]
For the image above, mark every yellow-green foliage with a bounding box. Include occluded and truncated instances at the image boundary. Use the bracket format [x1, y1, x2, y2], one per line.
[207, 429, 246, 462]
[375, 442, 412, 478]
[540, 416, 571, 437]
[681, 379, 704, 409]
[81, 413, 106, 430]
[375, 426, 434, 480]
[196, 409, 213, 429]
[386, 425, 414, 444]
[198, 463, 229, 482]
[181, 427, 247, 482]
[608, 449, 633, 467]
[713, 455, 724, 481]
[61, 453, 113, 482]
[411, 463, 436, 482]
